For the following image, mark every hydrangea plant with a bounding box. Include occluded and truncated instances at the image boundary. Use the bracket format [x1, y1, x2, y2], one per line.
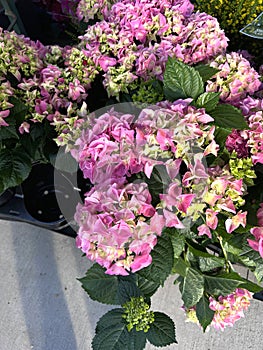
[72, 57, 263, 349]
[0, 2, 263, 348]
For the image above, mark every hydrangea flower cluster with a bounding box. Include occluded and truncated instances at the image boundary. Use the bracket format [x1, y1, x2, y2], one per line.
[73, 102, 220, 274]
[72, 97, 259, 274]
[0, 28, 46, 81]
[78, 0, 228, 98]
[206, 52, 262, 103]
[183, 288, 253, 331]
[76, 0, 115, 21]
[209, 288, 253, 331]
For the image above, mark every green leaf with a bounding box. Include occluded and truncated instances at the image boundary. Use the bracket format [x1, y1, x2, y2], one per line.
[180, 268, 204, 308]
[196, 295, 215, 332]
[166, 228, 185, 259]
[209, 104, 248, 130]
[204, 271, 262, 296]
[146, 312, 177, 347]
[194, 64, 219, 83]
[0, 147, 32, 192]
[187, 244, 225, 272]
[255, 264, 263, 283]
[173, 257, 189, 277]
[9, 96, 28, 125]
[93, 309, 147, 350]
[117, 275, 142, 304]
[78, 264, 119, 305]
[0, 122, 19, 141]
[163, 57, 204, 100]
[136, 274, 160, 298]
[137, 234, 174, 286]
[214, 127, 232, 149]
[195, 92, 220, 112]
[95, 309, 125, 333]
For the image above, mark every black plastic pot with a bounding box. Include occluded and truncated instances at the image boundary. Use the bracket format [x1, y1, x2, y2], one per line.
[0, 188, 15, 207]
[0, 163, 82, 236]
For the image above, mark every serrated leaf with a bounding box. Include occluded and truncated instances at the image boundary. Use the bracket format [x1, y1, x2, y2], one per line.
[166, 228, 185, 259]
[204, 271, 262, 296]
[147, 312, 177, 347]
[95, 309, 125, 333]
[196, 295, 215, 332]
[78, 264, 119, 305]
[209, 104, 248, 129]
[194, 65, 219, 83]
[117, 275, 141, 304]
[0, 147, 32, 192]
[136, 274, 160, 297]
[137, 234, 174, 285]
[93, 309, 146, 350]
[195, 92, 220, 112]
[163, 57, 204, 100]
[180, 268, 204, 308]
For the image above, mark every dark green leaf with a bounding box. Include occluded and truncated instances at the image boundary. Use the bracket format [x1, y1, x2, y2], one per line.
[9, 96, 28, 125]
[209, 104, 248, 130]
[204, 271, 262, 296]
[196, 295, 215, 332]
[173, 257, 189, 277]
[166, 228, 185, 259]
[117, 275, 141, 304]
[95, 309, 125, 333]
[194, 65, 219, 83]
[195, 92, 220, 112]
[180, 268, 204, 308]
[214, 127, 232, 149]
[187, 244, 225, 272]
[163, 57, 204, 100]
[78, 264, 119, 305]
[0, 147, 31, 192]
[136, 274, 160, 298]
[93, 309, 147, 350]
[137, 234, 174, 286]
[0, 122, 19, 141]
[20, 134, 41, 159]
[147, 312, 177, 347]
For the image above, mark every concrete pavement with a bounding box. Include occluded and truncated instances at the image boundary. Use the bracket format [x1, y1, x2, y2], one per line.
[0, 219, 262, 350]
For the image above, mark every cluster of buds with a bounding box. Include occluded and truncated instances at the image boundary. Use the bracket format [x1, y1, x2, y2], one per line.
[122, 296, 155, 332]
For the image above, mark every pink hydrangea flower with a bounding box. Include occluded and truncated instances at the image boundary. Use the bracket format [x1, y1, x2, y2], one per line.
[225, 130, 249, 158]
[206, 52, 261, 103]
[209, 288, 253, 331]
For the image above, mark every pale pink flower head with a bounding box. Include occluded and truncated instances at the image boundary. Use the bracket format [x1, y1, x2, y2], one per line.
[209, 288, 253, 331]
